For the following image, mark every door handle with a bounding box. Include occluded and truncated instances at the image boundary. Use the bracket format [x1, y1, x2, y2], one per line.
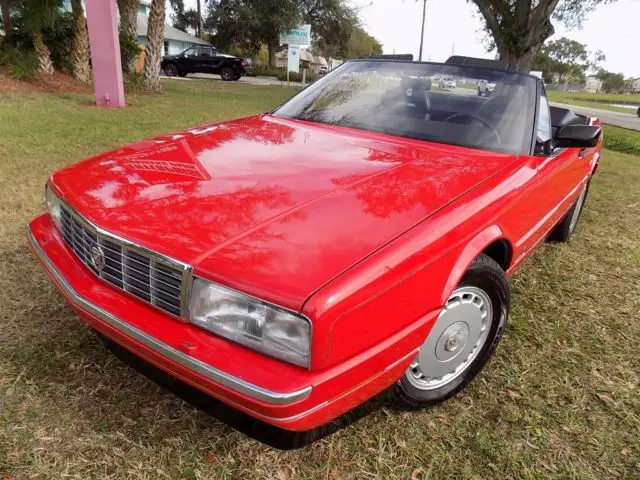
[579, 148, 588, 158]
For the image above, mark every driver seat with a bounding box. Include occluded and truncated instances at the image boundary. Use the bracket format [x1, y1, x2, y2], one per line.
[400, 77, 432, 119]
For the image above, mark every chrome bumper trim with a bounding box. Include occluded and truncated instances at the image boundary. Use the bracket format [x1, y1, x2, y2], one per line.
[28, 228, 312, 406]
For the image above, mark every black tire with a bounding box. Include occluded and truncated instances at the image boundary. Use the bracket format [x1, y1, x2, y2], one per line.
[393, 254, 510, 409]
[232, 74, 241, 81]
[548, 181, 590, 242]
[220, 66, 235, 81]
[163, 63, 179, 77]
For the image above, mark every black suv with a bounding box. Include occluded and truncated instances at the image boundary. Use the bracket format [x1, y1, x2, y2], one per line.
[161, 46, 246, 81]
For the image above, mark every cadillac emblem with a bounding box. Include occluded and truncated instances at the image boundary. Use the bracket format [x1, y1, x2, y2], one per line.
[90, 245, 106, 272]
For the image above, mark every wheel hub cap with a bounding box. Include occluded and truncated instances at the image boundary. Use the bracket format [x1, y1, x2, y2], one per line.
[438, 322, 469, 357]
[407, 286, 493, 390]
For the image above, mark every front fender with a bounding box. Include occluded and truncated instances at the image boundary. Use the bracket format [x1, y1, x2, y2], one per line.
[440, 225, 505, 304]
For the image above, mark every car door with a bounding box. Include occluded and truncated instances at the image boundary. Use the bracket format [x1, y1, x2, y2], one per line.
[197, 47, 215, 73]
[209, 49, 224, 74]
[181, 47, 200, 72]
[534, 91, 591, 235]
[506, 86, 590, 265]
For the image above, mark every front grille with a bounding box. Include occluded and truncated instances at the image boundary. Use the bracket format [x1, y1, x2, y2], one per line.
[59, 205, 187, 317]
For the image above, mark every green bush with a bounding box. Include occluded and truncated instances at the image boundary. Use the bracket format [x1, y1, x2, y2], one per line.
[0, 45, 37, 80]
[119, 32, 141, 73]
[124, 70, 145, 93]
[276, 71, 319, 83]
[0, 11, 74, 77]
[603, 125, 640, 156]
[252, 64, 285, 77]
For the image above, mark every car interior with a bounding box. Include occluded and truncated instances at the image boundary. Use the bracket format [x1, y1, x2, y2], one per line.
[549, 105, 590, 137]
[370, 76, 531, 153]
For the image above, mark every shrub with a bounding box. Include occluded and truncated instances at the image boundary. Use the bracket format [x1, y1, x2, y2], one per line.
[124, 70, 145, 93]
[252, 64, 285, 77]
[1, 11, 74, 76]
[119, 32, 141, 73]
[276, 70, 319, 83]
[0, 45, 37, 80]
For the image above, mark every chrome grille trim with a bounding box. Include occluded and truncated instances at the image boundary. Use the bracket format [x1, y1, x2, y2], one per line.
[58, 202, 192, 319]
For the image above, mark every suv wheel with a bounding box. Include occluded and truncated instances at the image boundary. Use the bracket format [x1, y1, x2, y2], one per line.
[164, 63, 178, 77]
[394, 254, 509, 409]
[220, 67, 235, 81]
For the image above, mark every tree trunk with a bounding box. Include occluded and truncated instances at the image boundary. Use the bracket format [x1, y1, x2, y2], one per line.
[71, 0, 91, 84]
[117, 0, 138, 38]
[268, 40, 278, 68]
[1, 0, 12, 33]
[33, 31, 54, 75]
[473, 0, 556, 73]
[117, 0, 139, 73]
[142, 0, 165, 91]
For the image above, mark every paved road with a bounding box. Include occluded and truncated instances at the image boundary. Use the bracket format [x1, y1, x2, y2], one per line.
[552, 101, 640, 131]
[163, 73, 304, 87]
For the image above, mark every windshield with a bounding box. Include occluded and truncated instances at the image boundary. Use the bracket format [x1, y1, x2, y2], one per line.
[274, 60, 537, 154]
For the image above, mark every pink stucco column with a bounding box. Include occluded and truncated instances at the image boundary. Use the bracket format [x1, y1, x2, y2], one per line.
[85, 0, 126, 107]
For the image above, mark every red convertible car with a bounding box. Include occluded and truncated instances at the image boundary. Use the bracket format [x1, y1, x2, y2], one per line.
[29, 58, 602, 434]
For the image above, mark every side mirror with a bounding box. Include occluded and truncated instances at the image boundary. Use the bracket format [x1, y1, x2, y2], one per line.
[554, 125, 601, 149]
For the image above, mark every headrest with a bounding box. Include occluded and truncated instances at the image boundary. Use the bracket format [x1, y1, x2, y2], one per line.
[400, 77, 432, 96]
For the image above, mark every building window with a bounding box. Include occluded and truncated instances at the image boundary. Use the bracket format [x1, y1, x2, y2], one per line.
[164, 41, 169, 56]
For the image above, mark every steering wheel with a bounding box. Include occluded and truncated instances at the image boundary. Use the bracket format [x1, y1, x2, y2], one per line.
[443, 113, 502, 145]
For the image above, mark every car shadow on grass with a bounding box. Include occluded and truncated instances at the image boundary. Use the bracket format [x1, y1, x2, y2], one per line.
[100, 335, 394, 450]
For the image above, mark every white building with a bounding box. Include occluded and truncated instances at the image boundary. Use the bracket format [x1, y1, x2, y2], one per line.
[585, 76, 603, 93]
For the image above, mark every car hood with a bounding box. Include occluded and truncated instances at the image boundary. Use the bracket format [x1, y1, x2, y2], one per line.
[51, 115, 517, 311]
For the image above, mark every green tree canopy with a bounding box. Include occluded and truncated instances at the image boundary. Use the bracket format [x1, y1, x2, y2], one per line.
[205, 0, 298, 66]
[596, 69, 625, 93]
[532, 37, 605, 84]
[469, 0, 616, 72]
[343, 26, 382, 59]
[204, 0, 379, 66]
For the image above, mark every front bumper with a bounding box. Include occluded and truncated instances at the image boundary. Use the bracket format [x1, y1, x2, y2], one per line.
[28, 214, 428, 431]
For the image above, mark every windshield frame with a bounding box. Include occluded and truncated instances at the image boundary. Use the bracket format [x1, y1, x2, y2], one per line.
[272, 59, 542, 156]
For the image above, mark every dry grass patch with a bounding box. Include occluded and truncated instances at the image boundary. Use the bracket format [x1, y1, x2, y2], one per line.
[1, 81, 639, 479]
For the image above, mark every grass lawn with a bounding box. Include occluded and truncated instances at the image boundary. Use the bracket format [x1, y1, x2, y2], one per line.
[1, 79, 639, 479]
[603, 125, 640, 156]
[548, 90, 640, 114]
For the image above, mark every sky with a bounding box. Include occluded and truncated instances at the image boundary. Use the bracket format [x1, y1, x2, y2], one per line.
[356, 0, 640, 78]
[181, 0, 640, 78]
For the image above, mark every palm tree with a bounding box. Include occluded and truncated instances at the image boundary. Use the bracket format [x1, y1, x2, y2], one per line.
[70, 0, 91, 83]
[142, 0, 165, 90]
[23, 0, 61, 75]
[32, 32, 54, 74]
[117, 0, 139, 73]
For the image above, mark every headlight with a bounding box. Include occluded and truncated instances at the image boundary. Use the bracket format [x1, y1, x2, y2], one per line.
[46, 184, 62, 230]
[189, 278, 311, 367]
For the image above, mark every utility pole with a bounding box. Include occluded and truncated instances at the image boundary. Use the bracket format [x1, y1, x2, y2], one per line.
[418, 0, 427, 61]
[196, 0, 202, 38]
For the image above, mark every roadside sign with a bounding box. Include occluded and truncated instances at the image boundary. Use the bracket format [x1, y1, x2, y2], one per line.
[287, 45, 300, 73]
[280, 25, 311, 46]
